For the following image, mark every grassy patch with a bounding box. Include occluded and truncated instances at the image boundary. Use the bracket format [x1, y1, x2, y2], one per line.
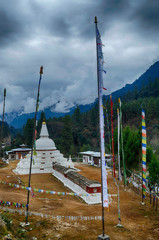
[1, 212, 12, 230]
[15, 227, 28, 239]
[0, 224, 8, 237]
[0, 161, 7, 168]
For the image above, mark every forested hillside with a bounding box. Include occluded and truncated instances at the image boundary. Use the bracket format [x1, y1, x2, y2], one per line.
[13, 78, 159, 153]
[8, 77, 159, 186]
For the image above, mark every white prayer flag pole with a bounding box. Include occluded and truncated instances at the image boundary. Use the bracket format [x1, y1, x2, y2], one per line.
[95, 16, 110, 240]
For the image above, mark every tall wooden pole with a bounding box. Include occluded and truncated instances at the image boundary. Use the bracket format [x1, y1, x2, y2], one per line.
[117, 108, 122, 227]
[142, 111, 144, 203]
[26, 66, 43, 223]
[142, 169, 143, 203]
[119, 99, 127, 187]
[1, 88, 6, 159]
[95, 16, 105, 237]
[95, 17, 110, 240]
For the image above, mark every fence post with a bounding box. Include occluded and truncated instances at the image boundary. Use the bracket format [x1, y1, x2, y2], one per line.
[153, 195, 155, 208]
[150, 187, 152, 204]
[156, 197, 158, 211]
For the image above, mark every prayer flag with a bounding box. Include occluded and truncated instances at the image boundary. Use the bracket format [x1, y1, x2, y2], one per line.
[33, 129, 37, 157]
[96, 23, 109, 207]
[142, 109, 146, 199]
[110, 95, 116, 178]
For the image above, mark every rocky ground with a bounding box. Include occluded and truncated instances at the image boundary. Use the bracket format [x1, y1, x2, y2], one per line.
[0, 160, 159, 240]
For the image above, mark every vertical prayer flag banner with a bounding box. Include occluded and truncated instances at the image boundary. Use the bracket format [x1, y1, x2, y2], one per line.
[110, 96, 116, 178]
[105, 105, 112, 154]
[96, 24, 109, 207]
[142, 109, 146, 199]
[119, 99, 127, 185]
[33, 129, 37, 156]
[117, 108, 121, 180]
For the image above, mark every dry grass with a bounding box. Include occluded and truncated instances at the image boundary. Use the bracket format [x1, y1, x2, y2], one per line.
[0, 161, 158, 239]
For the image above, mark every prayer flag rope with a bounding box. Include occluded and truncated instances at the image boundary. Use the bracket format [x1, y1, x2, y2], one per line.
[0, 206, 102, 221]
[0, 180, 117, 198]
[0, 180, 97, 197]
[0, 200, 27, 208]
[142, 109, 146, 199]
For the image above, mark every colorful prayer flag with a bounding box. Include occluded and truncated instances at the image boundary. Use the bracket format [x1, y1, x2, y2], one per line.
[142, 109, 146, 199]
[31, 187, 35, 197]
[33, 129, 37, 157]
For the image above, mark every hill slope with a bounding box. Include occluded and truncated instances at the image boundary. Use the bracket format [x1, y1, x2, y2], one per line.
[110, 61, 159, 99]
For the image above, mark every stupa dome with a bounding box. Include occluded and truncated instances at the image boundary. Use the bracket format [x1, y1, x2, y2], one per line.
[36, 138, 56, 150]
[36, 122, 56, 150]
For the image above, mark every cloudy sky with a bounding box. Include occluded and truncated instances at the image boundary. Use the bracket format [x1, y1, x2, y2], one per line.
[0, 0, 159, 114]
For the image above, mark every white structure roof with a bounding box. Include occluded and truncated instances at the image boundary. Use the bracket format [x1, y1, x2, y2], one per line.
[6, 148, 31, 154]
[79, 151, 112, 158]
[19, 144, 27, 148]
[36, 122, 56, 150]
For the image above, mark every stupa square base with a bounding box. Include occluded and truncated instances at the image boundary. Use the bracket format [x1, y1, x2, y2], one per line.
[116, 223, 124, 228]
[97, 234, 110, 240]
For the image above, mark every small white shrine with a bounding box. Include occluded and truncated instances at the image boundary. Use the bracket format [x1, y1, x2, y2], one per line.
[14, 122, 74, 175]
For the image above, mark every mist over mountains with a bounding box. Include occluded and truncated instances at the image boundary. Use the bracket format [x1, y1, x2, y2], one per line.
[3, 61, 159, 129]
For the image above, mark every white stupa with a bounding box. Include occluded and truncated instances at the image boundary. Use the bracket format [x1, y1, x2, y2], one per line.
[14, 122, 74, 175]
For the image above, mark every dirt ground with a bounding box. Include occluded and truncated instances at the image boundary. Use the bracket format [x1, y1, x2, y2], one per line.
[0, 161, 159, 240]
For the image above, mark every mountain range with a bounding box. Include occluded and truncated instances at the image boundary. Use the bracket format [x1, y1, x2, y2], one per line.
[4, 61, 159, 129]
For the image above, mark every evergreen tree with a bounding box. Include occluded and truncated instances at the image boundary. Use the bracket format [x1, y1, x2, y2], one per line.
[149, 155, 159, 186]
[72, 106, 81, 128]
[122, 126, 141, 170]
[60, 115, 73, 156]
[80, 144, 92, 152]
[11, 132, 24, 149]
[133, 86, 138, 100]
[0, 121, 10, 138]
[146, 145, 153, 164]
[23, 118, 34, 147]
[147, 97, 156, 120]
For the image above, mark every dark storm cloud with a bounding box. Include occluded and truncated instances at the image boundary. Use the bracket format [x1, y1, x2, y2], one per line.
[63, 0, 129, 39]
[0, 0, 34, 47]
[0, 0, 130, 44]
[0, 9, 23, 46]
[30, 0, 131, 40]
[0, 0, 158, 114]
[132, 0, 159, 31]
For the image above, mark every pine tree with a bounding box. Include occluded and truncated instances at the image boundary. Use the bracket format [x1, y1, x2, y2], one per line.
[149, 155, 159, 186]
[23, 118, 34, 147]
[60, 115, 73, 157]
